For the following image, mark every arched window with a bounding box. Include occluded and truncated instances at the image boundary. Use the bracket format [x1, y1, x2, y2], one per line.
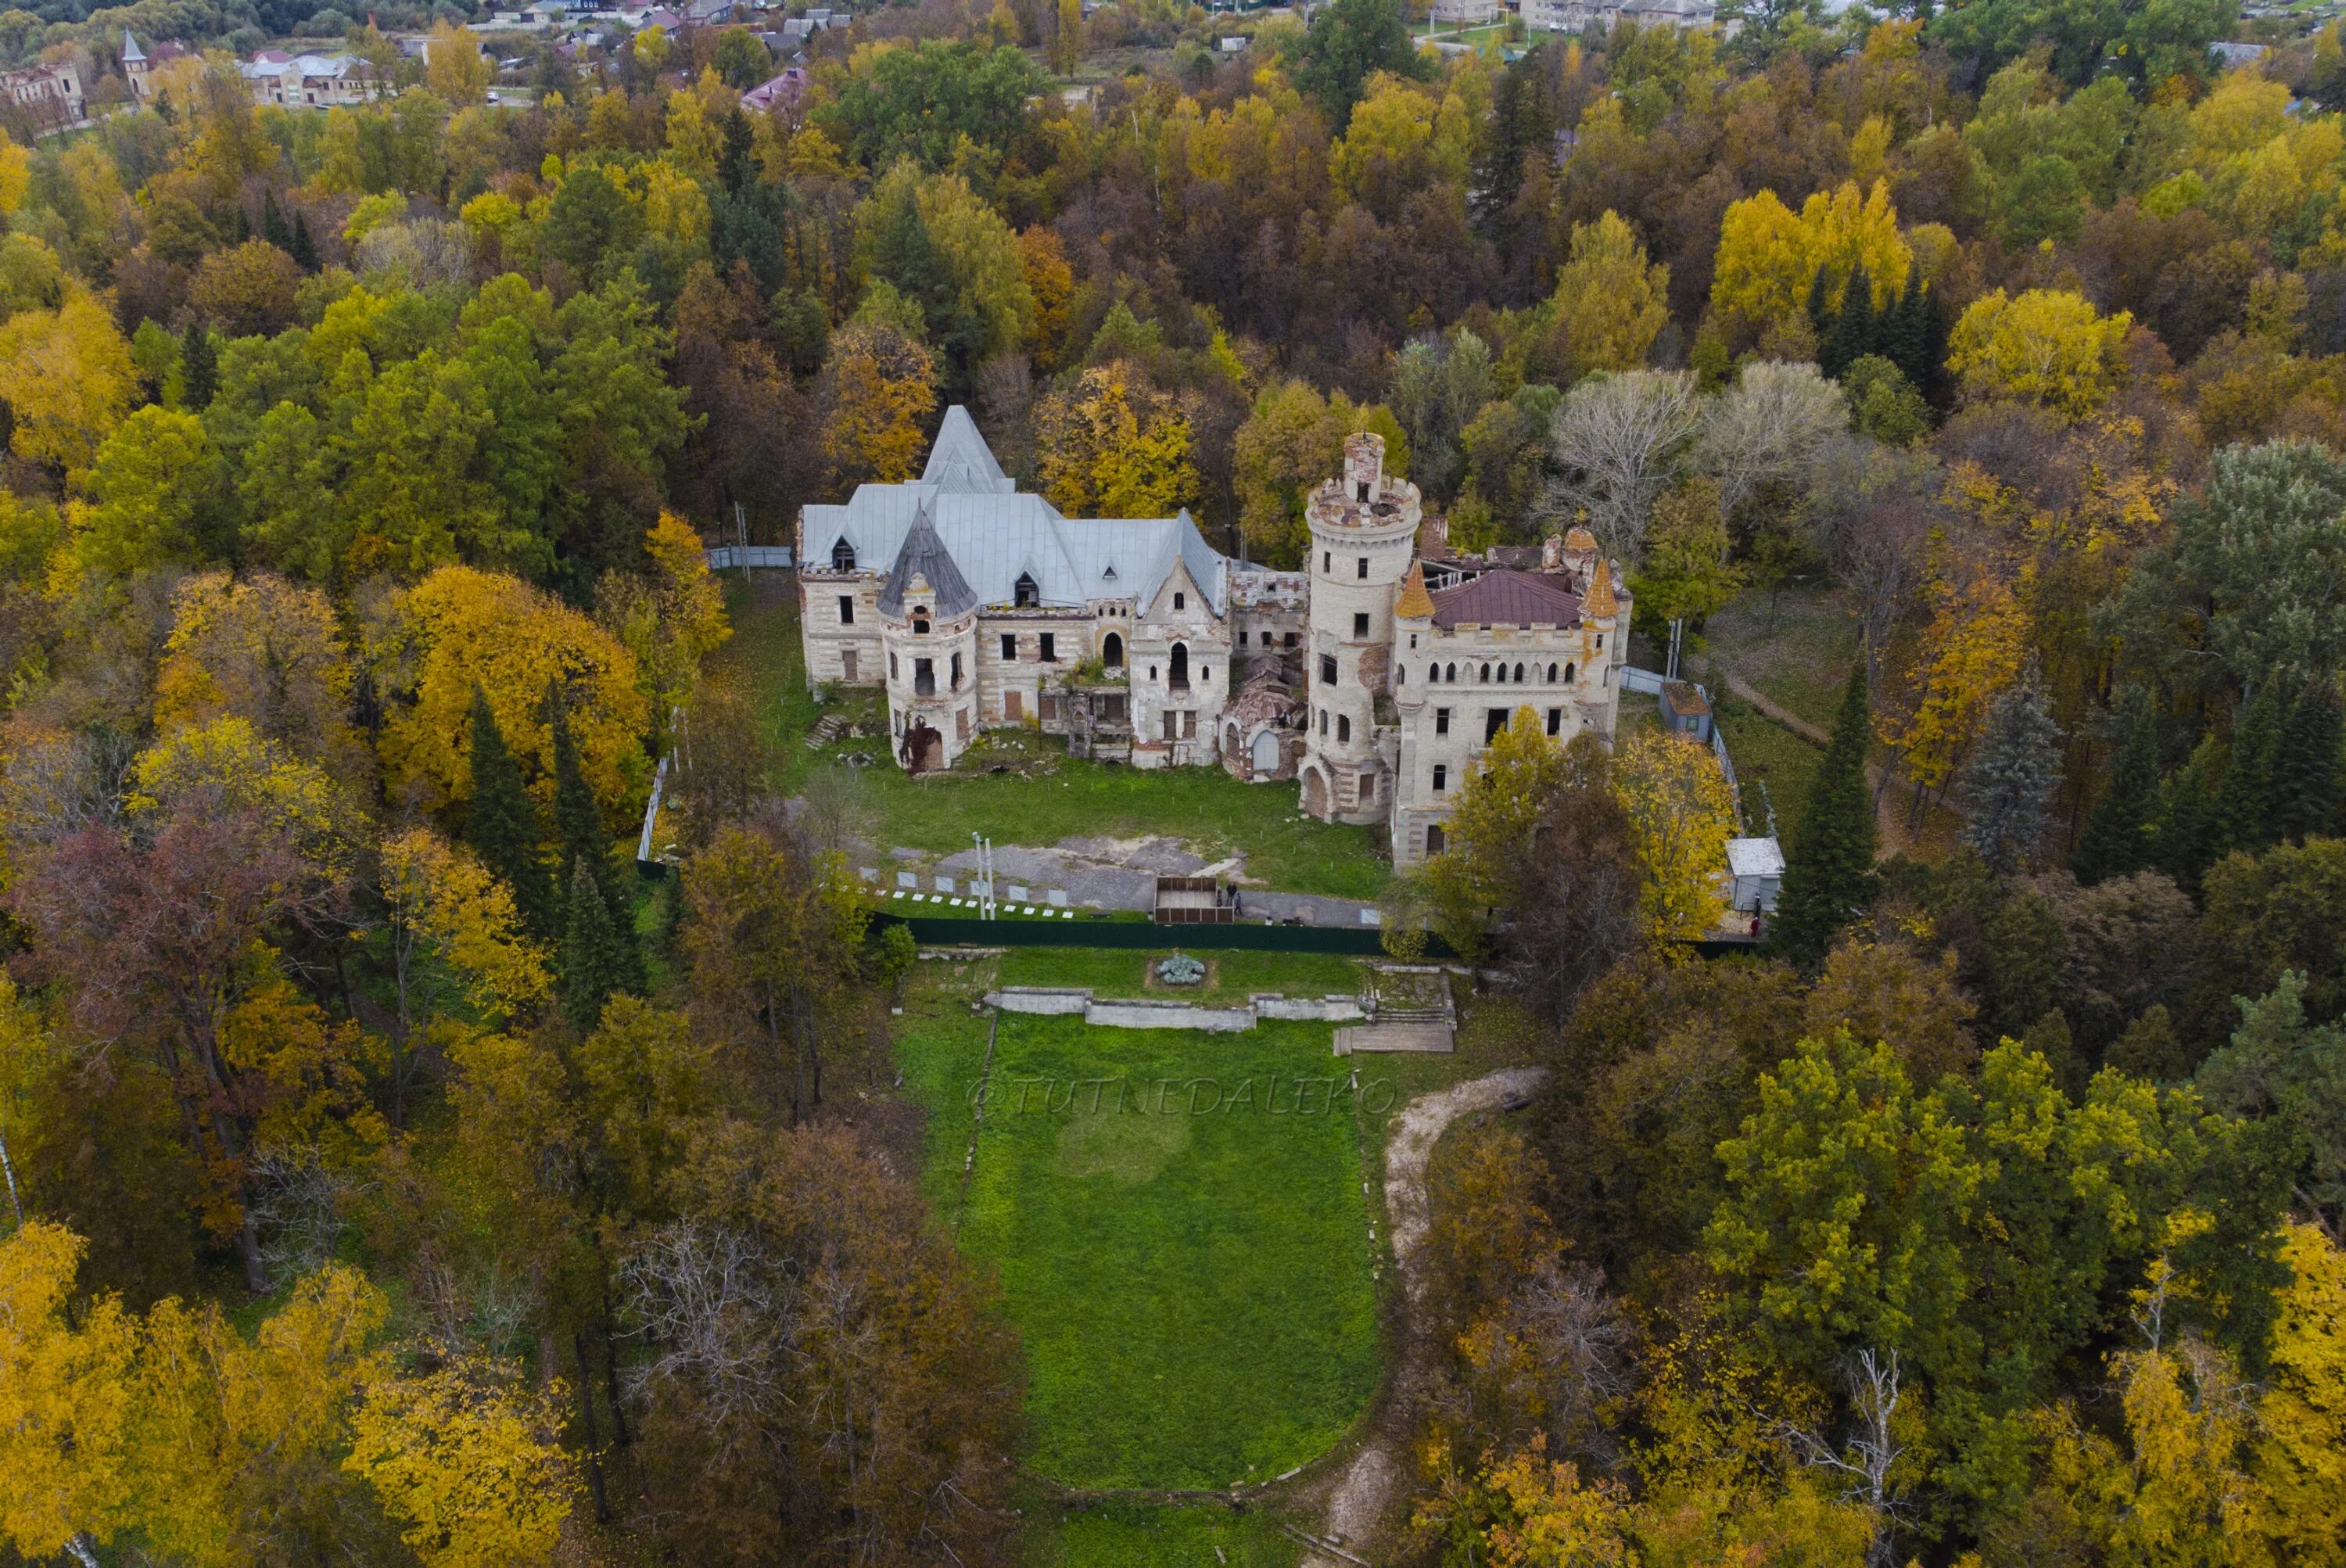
[1445, 662, 1456, 682]
[1014, 572, 1038, 608]
[1480, 662, 1490, 683]
[1169, 641, 1190, 692]
[1396, 666, 1405, 685]
[1337, 715, 1351, 743]
[1565, 662, 1576, 683]
[1548, 663, 1559, 683]
[1514, 663, 1525, 684]
[1103, 631, 1124, 668]
[831, 537, 856, 571]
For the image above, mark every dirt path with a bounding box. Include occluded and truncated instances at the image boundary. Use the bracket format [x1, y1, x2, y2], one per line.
[1300, 1066, 1548, 1568]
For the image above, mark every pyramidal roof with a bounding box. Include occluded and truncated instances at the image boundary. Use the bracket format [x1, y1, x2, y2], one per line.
[920, 405, 1014, 495]
[1394, 560, 1434, 619]
[876, 500, 978, 619]
[121, 27, 144, 60]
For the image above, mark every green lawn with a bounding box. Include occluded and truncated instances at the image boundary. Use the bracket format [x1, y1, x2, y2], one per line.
[1700, 584, 1860, 730]
[995, 946, 1368, 1003]
[1716, 696, 1820, 847]
[719, 578, 1388, 899]
[895, 968, 1381, 1491]
[1016, 1499, 1301, 1566]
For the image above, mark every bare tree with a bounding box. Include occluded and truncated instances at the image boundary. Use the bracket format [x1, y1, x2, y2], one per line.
[1542, 368, 1699, 564]
[1695, 360, 1849, 515]
[1507, 1259, 1636, 1462]
[1779, 1347, 1907, 1568]
[619, 1219, 792, 1430]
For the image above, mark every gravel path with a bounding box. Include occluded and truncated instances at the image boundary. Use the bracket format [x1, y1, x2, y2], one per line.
[1303, 1066, 1548, 1566]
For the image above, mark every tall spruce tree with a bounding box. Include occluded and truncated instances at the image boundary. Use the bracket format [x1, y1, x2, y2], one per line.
[550, 694, 642, 987]
[1824, 264, 1875, 379]
[1772, 660, 1878, 967]
[1960, 674, 2064, 875]
[561, 856, 627, 1035]
[2272, 681, 2343, 843]
[1806, 264, 1832, 341]
[179, 319, 217, 411]
[289, 210, 319, 271]
[2073, 687, 2158, 884]
[260, 188, 290, 248]
[2150, 732, 2229, 898]
[2219, 683, 2284, 856]
[463, 687, 551, 934]
[1887, 269, 1930, 388]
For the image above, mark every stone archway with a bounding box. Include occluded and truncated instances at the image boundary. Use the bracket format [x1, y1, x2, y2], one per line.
[1103, 630, 1124, 668]
[1301, 766, 1329, 819]
[1251, 729, 1280, 774]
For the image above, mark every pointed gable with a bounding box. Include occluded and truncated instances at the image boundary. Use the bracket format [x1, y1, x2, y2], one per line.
[920, 405, 1015, 495]
[876, 501, 978, 619]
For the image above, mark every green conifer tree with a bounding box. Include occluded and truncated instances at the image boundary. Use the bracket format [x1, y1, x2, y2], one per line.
[550, 693, 642, 986]
[2271, 682, 2342, 844]
[561, 856, 626, 1035]
[228, 203, 249, 244]
[1887, 268, 1930, 387]
[1961, 674, 2064, 875]
[1806, 264, 1833, 340]
[289, 210, 320, 272]
[1771, 660, 1878, 967]
[2072, 687, 2159, 885]
[260, 188, 290, 249]
[1824, 264, 1874, 379]
[179, 319, 217, 411]
[463, 687, 551, 934]
[2219, 684, 2284, 857]
[2150, 732, 2229, 898]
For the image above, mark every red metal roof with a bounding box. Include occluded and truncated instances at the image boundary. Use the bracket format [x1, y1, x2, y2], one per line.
[1428, 569, 1583, 630]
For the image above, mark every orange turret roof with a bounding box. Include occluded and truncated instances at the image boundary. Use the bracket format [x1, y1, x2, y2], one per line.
[1394, 560, 1434, 619]
[1584, 560, 1618, 618]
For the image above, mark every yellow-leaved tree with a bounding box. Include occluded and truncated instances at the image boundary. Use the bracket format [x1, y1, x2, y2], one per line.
[370, 565, 648, 820]
[0, 286, 138, 480]
[130, 715, 356, 879]
[823, 318, 938, 486]
[594, 511, 731, 729]
[0, 1222, 134, 1566]
[1547, 210, 1672, 385]
[155, 571, 363, 779]
[1709, 180, 1910, 352]
[1421, 706, 1567, 962]
[1612, 730, 1737, 938]
[2247, 1222, 2346, 1564]
[1884, 570, 2028, 795]
[343, 1352, 576, 1568]
[1946, 289, 2133, 420]
[1035, 361, 1200, 518]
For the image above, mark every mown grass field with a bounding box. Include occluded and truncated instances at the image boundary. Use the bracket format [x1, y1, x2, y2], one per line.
[715, 576, 1389, 899]
[1014, 1498, 1301, 1566]
[895, 960, 1381, 1492]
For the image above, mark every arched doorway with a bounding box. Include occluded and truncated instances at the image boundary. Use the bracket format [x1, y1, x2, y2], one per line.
[1301, 766, 1328, 818]
[1169, 641, 1189, 693]
[1103, 631, 1124, 668]
[1251, 730, 1280, 773]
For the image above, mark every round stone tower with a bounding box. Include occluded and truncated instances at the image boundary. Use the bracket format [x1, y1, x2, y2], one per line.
[1299, 432, 1421, 825]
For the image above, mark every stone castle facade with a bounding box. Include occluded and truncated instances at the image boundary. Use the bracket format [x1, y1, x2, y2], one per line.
[796, 409, 1628, 867]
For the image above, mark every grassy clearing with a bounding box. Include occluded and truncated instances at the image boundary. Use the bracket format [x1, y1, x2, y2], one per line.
[1716, 696, 1820, 846]
[995, 946, 1368, 1002]
[895, 964, 1380, 1491]
[1014, 1498, 1301, 1566]
[721, 578, 1387, 899]
[1700, 584, 1859, 729]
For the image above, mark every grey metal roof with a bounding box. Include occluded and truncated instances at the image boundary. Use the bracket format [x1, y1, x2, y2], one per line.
[805, 407, 1230, 615]
[875, 501, 978, 619]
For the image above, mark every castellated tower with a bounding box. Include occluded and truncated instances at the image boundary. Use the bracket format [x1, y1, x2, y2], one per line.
[1298, 432, 1420, 825]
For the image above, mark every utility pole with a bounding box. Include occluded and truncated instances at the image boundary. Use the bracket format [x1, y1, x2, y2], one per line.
[971, 831, 995, 919]
[734, 500, 750, 581]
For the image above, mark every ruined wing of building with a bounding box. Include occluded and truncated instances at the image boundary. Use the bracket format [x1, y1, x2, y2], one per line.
[795, 409, 1627, 867]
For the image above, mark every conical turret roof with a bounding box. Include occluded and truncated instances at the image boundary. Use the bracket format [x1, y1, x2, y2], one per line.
[1394, 560, 1434, 619]
[876, 500, 978, 619]
[1584, 559, 1618, 619]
